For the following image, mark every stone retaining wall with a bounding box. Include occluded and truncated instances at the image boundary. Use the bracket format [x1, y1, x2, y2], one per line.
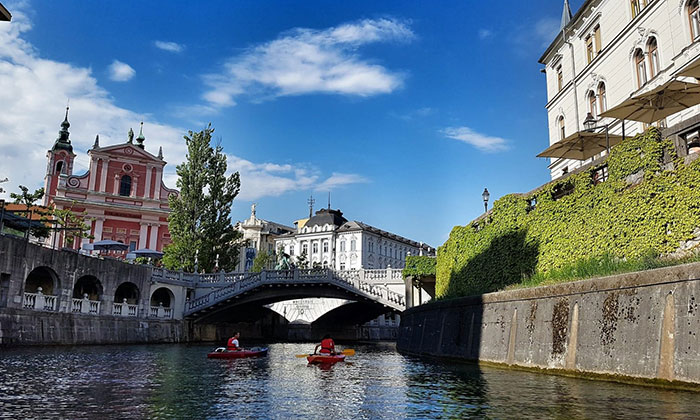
[397, 262, 700, 386]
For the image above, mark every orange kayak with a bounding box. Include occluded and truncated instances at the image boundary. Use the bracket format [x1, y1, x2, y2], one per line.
[307, 354, 345, 364]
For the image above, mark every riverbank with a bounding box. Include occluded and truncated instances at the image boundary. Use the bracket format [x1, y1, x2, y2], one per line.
[397, 261, 700, 389]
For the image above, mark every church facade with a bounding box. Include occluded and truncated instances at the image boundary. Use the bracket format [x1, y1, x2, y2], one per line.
[44, 108, 178, 254]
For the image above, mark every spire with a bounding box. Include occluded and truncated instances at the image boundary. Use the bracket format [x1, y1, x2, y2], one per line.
[157, 146, 163, 160]
[52, 106, 73, 153]
[92, 134, 100, 149]
[135, 121, 145, 149]
[560, 0, 572, 31]
[327, 192, 331, 210]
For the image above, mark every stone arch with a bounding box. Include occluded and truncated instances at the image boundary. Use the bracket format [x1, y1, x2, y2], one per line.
[150, 287, 174, 307]
[73, 275, 103, 300]
[114, 282, 140, 305]
[25, 266, 59, 295]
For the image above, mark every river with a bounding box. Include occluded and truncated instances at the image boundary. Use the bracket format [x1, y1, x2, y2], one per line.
[0, 342, 698, 419]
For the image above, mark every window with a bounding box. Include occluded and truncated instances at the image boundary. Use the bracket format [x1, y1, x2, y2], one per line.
[588, 91, 597, 118]
[598, 83, 607, 113]
[558, 116, 566, 141]
[340, 263, 346, 270]
[592, 165, 609, 185]
[290, 246, 295, 256]
[302, 242, 308, 255]
[129, 241, 137, 252]
[340, 241, 346, 252]
[119, 175, 132, 196]
[350, 240, 356, 251]
[631, 0, 641, 18]
[635, 49, 647, 87]
[55, 161, 64, 174]
[690, 1, 700, 40]
[585, 36, 594, 64]
[322, 241, 328, 253]
[647, 38, 659, 78]
[312, 242, 318, 254]
[556, 65, 563, 92]
[594, 25, 601, 54]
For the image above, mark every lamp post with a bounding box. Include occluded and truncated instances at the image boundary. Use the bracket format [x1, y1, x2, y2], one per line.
[583, 112, 610, 154]
[482, 188, 490, 213]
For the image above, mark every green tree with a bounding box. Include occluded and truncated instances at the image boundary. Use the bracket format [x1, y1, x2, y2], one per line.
[52, 205, 93, 247]
[164, 125, 242, 272]
[10, 185, 49, 239]
[296, 251, 309, 269]
[251, 251, 274, 272]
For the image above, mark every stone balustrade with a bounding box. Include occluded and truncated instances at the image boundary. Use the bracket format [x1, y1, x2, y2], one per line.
[23, 287, 57, 311]
[112, 300, 138, 317]
[71, 294, 101, 315]
[149, 304, 173, 319]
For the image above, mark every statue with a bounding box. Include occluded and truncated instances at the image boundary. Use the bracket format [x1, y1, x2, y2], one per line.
[127, 128, 134, 143]
[251, 202, 257, 217]
[275, 251, 292, 270]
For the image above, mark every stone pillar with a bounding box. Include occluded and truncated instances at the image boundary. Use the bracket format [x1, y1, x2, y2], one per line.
[88, 157, 97, 191]
[99, 159, 108, 192]
[149, 224, 159, 250]
[139, 223, 149, 249]
[144, 165, 152, 198]
[93, 218, 104, 241]
[404, 275, 415, 309]
[154, 169, 162, 200]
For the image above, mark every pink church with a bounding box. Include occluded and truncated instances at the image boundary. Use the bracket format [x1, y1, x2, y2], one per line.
[44, 108, 178, 255]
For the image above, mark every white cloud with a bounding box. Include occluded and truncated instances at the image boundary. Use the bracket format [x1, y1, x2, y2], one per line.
[0, 8, 367, 202]
[315, 173, 369, 192]
[154, 40, 184, 53]
[441, 126, 510, 152]
[202, 17, 413, 108]
[478, 29, 492, 40]
[534, 18, 560, 48]
[108, 60, 135, 82]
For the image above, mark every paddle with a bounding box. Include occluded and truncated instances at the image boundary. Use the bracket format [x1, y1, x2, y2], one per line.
[295, 349, 355, 358]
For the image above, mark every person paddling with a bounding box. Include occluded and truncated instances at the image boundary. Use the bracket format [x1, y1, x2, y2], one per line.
[314, 334, 336, 355]
[227, 332, 241, 351]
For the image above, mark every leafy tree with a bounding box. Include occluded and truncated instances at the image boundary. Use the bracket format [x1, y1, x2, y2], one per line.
[251, 251, 274, 272]
[10, 185, 49, 239]
[296, 251, 309, 269]
[52, 205, 93, 248]
[164, 125, 242, 272]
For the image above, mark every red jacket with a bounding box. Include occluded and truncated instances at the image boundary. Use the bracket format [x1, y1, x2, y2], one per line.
[227, 337, 240, 350]
[320, 338, 335, 354]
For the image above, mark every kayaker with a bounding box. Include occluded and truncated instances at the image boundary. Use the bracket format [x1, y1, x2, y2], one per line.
[227, 332, 241, 351]
[314, 334, 336, 355]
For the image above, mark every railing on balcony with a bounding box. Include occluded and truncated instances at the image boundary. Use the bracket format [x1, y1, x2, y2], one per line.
[71, 294, 101, 315]
[23, 287, 56, 311]
[112, 299, 138, 317]
[149, 303, 173, 319]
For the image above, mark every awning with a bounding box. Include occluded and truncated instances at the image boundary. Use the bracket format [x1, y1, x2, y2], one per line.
[678, 56, 700, 79]
[599, 79, 700, 123]
[537, 130, 623, 160]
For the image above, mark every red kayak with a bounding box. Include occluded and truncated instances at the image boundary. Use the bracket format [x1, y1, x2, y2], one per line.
[207, 347, 269, 359]
[307, 353, 346, 364]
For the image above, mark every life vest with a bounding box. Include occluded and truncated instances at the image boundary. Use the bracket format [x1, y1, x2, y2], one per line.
[227, 337, 240, 350]
[320, 338, 334, 354]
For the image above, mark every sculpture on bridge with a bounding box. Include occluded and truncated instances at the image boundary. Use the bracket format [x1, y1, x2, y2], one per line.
[275, 251, 293, 270]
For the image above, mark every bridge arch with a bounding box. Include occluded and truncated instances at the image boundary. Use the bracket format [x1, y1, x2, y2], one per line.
[150, 287, 174, 308]
[114, 282, 139, 305]
[25, 266, 59, 295]
[73, 275, 103, 300]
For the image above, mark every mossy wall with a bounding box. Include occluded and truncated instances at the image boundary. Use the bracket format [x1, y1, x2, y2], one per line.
[437, 129, 700, 298]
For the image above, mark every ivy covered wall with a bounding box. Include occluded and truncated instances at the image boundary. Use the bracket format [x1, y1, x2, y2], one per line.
[437, 129, 700, 298]
[403, 255, 436, 278]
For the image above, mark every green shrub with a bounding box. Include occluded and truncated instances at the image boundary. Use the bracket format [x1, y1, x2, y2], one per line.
[438, 128, 700, 298]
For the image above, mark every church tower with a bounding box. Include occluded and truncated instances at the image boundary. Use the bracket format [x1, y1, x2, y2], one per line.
[44, 107, 76, 205]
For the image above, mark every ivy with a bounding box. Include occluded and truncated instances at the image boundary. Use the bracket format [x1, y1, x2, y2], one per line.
[403, 256, 436, 278]
[437, 128, 700, 298]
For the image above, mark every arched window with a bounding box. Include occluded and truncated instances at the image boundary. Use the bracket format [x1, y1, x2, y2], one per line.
[634, 49, 647, 87]
[598, 83, 607, 113]
[690, 0, 700, 41]
[556, 65, 563, 92]
[588, 90, 597, 118]
[55, 161, 64, 174]
[322, 240, 328, 253]
[119, 175, 131, 197]
[647, 37, 659, 78]
[558, 116, 566, 141]
[350, 239, 357, 251]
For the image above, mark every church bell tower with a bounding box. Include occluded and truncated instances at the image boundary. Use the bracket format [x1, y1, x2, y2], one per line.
[44, 106, 76, 205]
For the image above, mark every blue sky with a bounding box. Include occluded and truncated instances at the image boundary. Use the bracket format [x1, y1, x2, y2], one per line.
[0, 0, 582, 248]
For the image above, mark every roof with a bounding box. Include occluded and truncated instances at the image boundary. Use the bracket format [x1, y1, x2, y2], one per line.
[304, 208, 348, 228]
[539, 0, 594, 65]
[337, 220, 433, 250]
[0, 3, 11, 21]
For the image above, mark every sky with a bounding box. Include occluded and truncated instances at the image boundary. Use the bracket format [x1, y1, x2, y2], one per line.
[0, 0, 583, 248]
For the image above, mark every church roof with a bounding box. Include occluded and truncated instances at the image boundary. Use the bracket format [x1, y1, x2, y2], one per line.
[304, 208, 348, 228]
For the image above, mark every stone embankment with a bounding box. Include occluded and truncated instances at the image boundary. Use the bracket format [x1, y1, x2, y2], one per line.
[398, 262, 700, 388]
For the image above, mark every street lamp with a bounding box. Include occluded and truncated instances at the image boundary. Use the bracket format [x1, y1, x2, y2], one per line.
[482, 188, 490, 213]
[583, 112, 610, 154]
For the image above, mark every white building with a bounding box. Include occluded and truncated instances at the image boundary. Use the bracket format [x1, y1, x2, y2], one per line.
[540, 0, 700, 179]
[234, 204, 295, 271]
[274, 207, 434, 270]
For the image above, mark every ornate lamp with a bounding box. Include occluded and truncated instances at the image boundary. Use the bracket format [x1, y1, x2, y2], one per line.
[482, 188, 490, 213]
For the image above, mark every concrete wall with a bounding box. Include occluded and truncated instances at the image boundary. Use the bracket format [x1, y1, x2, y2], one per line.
[398, 262, 700, 386]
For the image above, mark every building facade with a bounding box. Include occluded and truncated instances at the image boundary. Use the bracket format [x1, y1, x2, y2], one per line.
[275, 207, 434, 270]
[234, 204, 295, 271]
[44, 109, 178, 254]
[540, 0, 700, 179]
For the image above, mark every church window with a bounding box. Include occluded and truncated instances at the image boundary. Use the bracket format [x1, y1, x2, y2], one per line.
[647, 37, 659, 78]
[690, 1, 700, 41]
[55, 161, 64, 174]
[119, 175, 132, 197]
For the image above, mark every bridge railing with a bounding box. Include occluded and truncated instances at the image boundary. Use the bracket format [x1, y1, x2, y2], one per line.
[23, 288, 57, 311]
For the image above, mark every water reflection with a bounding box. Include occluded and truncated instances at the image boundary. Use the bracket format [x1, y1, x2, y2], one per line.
[0, 343, 699, 419]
